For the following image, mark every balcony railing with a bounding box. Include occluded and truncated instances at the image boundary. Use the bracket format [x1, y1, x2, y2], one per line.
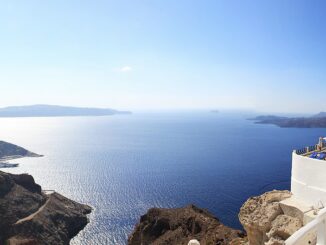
[295, 140, 326, 156]
[285, 208, 326, 245]
[295, 145, 317, 155]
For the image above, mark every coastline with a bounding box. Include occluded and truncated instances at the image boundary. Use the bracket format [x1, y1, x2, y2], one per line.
[249, 114, 326, 128]
[0, 153, 43, 162]
[0, 141, 92, 244]
[0, 153, 43, 169]
[0, 114, 302, 244]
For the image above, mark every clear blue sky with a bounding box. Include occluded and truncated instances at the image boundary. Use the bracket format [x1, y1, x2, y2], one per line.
[1, 0, 326, 113]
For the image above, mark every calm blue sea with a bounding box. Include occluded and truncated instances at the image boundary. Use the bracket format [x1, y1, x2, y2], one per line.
[2, 112, 324, 244]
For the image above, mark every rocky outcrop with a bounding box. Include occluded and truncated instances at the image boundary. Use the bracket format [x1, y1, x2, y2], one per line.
[128, 204, 245, 245]
[239, 190, 302, 245]
[0, 171, 91, 245]
[0, 141, 42, 161]
[128, 189, 312, 245]
[266, 215, 302, 243]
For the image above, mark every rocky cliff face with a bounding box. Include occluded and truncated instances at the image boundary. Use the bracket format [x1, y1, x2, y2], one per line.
[239, 190, 302, 245]
[128, 190, 312, 245]
[128, 204, 246, 245]
[0, 171, 91, 245]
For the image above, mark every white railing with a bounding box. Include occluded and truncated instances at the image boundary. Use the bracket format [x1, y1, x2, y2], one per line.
[285, 208, 326, 245]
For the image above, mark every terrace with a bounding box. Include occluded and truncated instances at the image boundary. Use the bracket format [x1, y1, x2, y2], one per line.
[294, 137, 326, 160]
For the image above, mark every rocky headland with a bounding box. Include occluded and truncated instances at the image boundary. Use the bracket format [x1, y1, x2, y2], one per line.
[128, 205, 246, 245]
[0, 170, 91, 245]
[249, 112, 326, 128]
[0, 141, 42, 161]
[0, 141, 91, 245]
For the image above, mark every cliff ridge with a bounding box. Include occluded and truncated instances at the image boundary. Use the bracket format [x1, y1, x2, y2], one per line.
[0, 170, 91, 245]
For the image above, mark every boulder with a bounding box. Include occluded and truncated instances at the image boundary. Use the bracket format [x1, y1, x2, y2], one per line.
[239, 190, 291, 244]
[239, 190, 303, 245]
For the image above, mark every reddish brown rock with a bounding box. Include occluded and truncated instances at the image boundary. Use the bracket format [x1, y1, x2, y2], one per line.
[128, 204, 245, 245]
[0, 171, 91, 245]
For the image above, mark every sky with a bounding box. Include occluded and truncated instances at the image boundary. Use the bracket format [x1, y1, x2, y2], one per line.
[0, 0, 326, 113]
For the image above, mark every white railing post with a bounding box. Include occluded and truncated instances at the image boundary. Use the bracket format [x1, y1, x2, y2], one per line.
[317, 219, 326, 244]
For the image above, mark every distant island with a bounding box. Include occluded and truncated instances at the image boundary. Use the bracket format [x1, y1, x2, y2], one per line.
[250, 112, 326, 128]
[0, 105, 131, 117]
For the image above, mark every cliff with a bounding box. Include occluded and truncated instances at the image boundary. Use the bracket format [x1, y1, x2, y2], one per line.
[128, 190, 314, 245]
[128, 204, 246, 245]
[0, 170, 91, 245]
[239, 190, 305, 245]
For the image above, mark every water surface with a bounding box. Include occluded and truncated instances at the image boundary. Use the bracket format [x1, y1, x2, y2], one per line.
[2, 112, 324, 244]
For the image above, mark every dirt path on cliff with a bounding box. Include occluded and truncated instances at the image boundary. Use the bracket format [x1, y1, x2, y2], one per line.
[14, 194, 52, 225]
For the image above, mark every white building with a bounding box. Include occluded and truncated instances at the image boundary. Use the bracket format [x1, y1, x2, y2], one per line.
[288, 137, 326, 207]
[286, 137, 326, 244]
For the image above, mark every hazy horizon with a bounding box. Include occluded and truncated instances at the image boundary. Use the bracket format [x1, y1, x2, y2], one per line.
[0, 104, 319, 117]
[1, 0, 326, 113]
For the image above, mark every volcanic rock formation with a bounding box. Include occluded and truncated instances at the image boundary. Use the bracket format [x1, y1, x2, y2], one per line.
[0, 171, 91, 245]
[239, 190, 303, 245]
[128, 204, 246, 245]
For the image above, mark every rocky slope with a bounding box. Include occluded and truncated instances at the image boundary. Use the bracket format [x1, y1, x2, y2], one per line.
[128, 204, 246, 245]
[239, 190, 302, 245]
[0, 170, 91, 245]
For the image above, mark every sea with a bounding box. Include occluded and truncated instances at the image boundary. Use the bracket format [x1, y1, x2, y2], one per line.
[1, 111, 324, 245]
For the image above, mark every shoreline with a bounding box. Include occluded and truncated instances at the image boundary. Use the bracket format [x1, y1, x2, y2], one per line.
[0, 154, 43, 169]
[0, 140, 93, 244]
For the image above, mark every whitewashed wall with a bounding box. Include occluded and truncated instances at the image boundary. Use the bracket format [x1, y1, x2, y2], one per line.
[291, 153, 326, 206]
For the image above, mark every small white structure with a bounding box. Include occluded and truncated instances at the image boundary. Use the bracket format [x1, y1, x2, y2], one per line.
[188, 239, 200, 245]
